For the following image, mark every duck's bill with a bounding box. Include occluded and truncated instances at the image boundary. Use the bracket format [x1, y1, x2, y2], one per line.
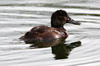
[68, 19, 81, 25]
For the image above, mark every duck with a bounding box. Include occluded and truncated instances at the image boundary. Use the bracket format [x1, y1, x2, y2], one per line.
[20, 10, 80, 44]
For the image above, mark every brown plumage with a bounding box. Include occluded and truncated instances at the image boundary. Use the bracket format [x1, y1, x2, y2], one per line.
[20, 10, 80, 44]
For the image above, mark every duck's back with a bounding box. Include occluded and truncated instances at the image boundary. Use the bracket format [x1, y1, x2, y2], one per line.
[20, 25, 68, 43]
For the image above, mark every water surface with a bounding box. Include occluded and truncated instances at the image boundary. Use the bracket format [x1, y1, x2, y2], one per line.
[0, 0, 100, 66]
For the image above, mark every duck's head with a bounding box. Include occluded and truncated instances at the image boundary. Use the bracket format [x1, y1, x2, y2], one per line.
[51, 10, 80, 29]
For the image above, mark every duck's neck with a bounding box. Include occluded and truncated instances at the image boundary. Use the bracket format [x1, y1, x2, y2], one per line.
[51, 19, 66, 30]
[51, 25, 66, 31]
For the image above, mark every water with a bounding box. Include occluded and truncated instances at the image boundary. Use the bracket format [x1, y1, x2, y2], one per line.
[0, 0, 100, 66]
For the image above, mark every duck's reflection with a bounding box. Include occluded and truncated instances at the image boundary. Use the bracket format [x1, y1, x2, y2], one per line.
[51, 41, 81, 59]
[29, 39, 81, 59]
